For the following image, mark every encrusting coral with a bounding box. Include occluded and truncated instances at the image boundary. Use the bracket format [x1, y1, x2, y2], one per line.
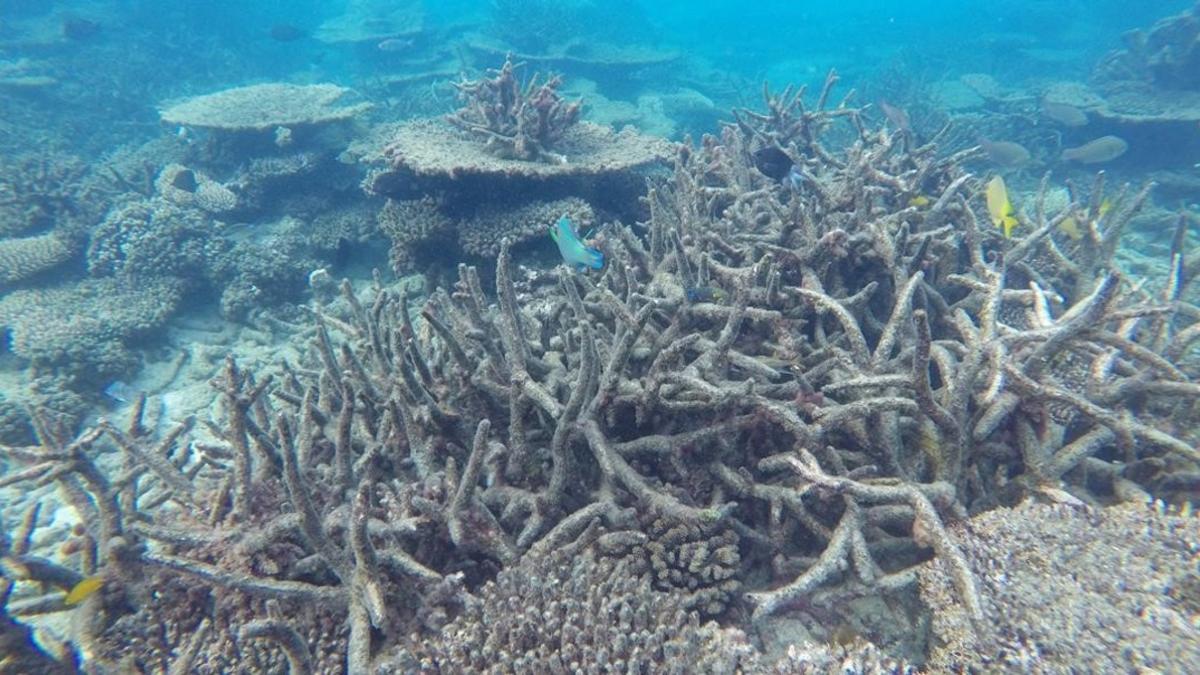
[1, 70, 1198, 673]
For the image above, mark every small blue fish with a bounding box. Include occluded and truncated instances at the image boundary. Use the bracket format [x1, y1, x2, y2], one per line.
[103, 380, 137, 404]
[549, 214, 604, 271]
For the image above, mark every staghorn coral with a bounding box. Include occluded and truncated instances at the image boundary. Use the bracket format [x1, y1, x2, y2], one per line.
[447, 55, 582, 162]
[921, 500, 1200, 673]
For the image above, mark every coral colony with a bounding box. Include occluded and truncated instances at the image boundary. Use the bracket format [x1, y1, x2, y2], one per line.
[1, 4, 1200, 673]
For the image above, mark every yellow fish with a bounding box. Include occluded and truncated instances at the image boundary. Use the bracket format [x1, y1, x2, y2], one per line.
[908, 195, 930, 208]
[985, 176, 1019, 238]
[64, 575, 103, 606]
[1060, 200, 1111, 241]
[1059, 216, 1083, 240]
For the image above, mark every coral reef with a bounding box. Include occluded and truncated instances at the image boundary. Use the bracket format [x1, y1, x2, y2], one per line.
[86, 197, 219, 282]
[446, 54, 582, 162]
[456, 195, 594, 258]
[313, 0, 425, 45]
[921, 501, 1200, 672]
[0, 68, 1197, 675]
[1095, 2, 1200, 90]
[367, 118, 671, 182]
[376, 196, 456, 271]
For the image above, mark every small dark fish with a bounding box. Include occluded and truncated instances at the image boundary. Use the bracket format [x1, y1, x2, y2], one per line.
[377, 38, 413, 53]
[170, 168, 198, 193]
[752, 146, 792, 181]
[270, 24, 307, 42]
[685, 286, 724, 303]
[62, 17, 101, 41]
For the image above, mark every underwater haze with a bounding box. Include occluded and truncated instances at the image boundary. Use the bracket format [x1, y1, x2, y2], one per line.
[2, 0, 1200, 673]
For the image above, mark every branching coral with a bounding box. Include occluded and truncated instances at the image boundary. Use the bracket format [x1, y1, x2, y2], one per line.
[447, 55, 582, 162]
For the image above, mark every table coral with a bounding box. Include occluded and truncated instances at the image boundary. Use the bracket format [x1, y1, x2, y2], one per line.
[159, 83, 371, 133]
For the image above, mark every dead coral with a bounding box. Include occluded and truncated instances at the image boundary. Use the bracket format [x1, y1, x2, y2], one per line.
[447, 55, 582, 162]
[2, 69, 1198, 673]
